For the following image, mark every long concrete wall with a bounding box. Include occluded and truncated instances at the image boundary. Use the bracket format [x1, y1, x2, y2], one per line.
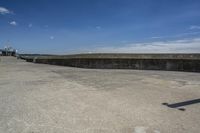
[20, 53, 200, 72]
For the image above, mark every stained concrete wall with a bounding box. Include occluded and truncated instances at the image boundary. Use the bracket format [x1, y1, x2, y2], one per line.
[20, 54, 200, 72]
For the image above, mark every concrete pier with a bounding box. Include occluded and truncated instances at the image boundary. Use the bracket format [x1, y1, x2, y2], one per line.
[0, 56, 200, 133]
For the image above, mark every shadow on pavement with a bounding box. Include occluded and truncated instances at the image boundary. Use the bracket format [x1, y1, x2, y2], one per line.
[162, 98, 200, 111]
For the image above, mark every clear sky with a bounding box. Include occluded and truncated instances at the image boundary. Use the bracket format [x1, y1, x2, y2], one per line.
[0, 0, 200, 54]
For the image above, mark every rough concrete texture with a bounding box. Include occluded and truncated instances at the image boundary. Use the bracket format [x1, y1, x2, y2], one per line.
[33, 58, 200, 72]
[0, 57, 200, 133]
[21, 53, 200, 59]
[21, 54, 200, 72]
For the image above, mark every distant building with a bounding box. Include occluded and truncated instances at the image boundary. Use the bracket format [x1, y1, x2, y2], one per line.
[0, 47, 17, 56]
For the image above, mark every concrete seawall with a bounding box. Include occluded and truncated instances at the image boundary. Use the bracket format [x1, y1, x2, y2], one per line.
[20, 53, 200, 72]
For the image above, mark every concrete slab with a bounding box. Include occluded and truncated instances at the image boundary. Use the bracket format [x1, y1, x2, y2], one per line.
[0, 57, 200, 133]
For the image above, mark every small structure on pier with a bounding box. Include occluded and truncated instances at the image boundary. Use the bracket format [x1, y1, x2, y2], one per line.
[0, 46, 17, 56]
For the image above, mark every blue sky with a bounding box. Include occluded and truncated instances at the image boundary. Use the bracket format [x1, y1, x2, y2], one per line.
[0, 0, 200, 53]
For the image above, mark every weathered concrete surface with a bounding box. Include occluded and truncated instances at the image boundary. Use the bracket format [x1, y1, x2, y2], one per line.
[21, 53, 200, 72]
[0, 57, 200, 133]
[21, 53, 200, 60]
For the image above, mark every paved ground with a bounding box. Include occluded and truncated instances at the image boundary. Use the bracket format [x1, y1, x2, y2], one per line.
[0, 57, 200, 133]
